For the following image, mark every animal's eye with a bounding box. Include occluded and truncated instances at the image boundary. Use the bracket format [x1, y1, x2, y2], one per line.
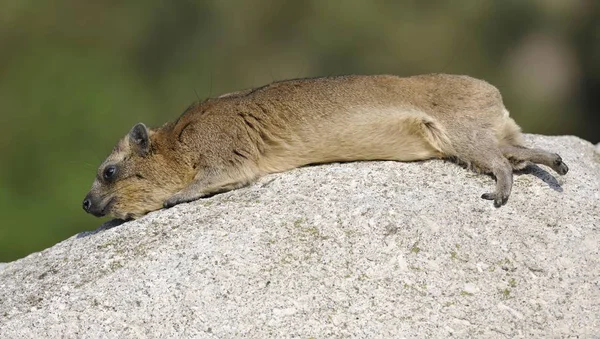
[103, 165, 117, 181]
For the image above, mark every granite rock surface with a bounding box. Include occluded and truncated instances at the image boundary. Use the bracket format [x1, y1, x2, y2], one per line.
[1, 135, 599, 338]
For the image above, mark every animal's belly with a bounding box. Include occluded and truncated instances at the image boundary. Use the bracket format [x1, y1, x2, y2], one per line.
[257, 109, 442, 173]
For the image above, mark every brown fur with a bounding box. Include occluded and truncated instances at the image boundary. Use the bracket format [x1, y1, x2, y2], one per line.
[83, 74, 568, 219]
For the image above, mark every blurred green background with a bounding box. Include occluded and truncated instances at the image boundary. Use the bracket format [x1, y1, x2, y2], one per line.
[1, 1, 598, 262]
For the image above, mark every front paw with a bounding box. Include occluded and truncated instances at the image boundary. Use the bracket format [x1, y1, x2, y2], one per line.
[164, 193, 194, 208]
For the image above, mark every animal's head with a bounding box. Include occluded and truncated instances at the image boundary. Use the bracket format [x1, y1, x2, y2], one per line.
[83, 123, 185, 220]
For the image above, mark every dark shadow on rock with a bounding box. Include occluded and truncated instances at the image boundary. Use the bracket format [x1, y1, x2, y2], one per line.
[76, 219, 128, 238]
[444, 158, 564, 192]
[515, 164, 563, 192]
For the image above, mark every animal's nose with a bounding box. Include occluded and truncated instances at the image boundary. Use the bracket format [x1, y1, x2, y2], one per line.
[83, 197, 92, 212]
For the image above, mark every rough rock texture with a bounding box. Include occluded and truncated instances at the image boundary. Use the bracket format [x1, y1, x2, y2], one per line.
[1, 135, 599, 338]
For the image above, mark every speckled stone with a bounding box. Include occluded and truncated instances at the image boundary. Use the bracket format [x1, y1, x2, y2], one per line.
[1, 135, 598, 338]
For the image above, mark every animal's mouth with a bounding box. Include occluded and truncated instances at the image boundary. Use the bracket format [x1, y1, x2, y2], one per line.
[92, 197, 116, 218]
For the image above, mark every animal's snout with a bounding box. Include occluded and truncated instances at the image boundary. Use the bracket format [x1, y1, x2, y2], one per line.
[82, 192, 108, 217]
[82, 197, 92, 212]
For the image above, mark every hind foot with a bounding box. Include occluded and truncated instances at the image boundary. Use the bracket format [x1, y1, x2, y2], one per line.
[552, 154, 569, 175]
[481, 192, 509, 208]
[480, 168, 513, 208]
[500, 145, 569, 176]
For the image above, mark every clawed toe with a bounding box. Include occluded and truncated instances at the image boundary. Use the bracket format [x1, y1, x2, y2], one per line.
[481, 192, 508, 207]
[494, 195, 508, 208]
[553, 155, 569, 175]
[481, 193, 495, 200]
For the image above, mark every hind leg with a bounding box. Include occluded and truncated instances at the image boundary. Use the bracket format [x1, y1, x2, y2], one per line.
[454, 134, 514, 207]
[473, 154, 513, 208]
[500, 145, 569, 175]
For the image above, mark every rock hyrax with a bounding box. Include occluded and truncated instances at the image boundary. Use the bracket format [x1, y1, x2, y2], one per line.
[82, 74, 568, 219]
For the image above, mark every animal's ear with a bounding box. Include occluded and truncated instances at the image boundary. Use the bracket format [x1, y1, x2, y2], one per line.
[128, 123, 150, 155]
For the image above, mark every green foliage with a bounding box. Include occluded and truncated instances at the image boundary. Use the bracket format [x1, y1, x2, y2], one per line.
[0, 1, 598, 261]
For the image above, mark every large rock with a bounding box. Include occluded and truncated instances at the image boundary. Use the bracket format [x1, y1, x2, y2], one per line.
[1, 135, 599, 338]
